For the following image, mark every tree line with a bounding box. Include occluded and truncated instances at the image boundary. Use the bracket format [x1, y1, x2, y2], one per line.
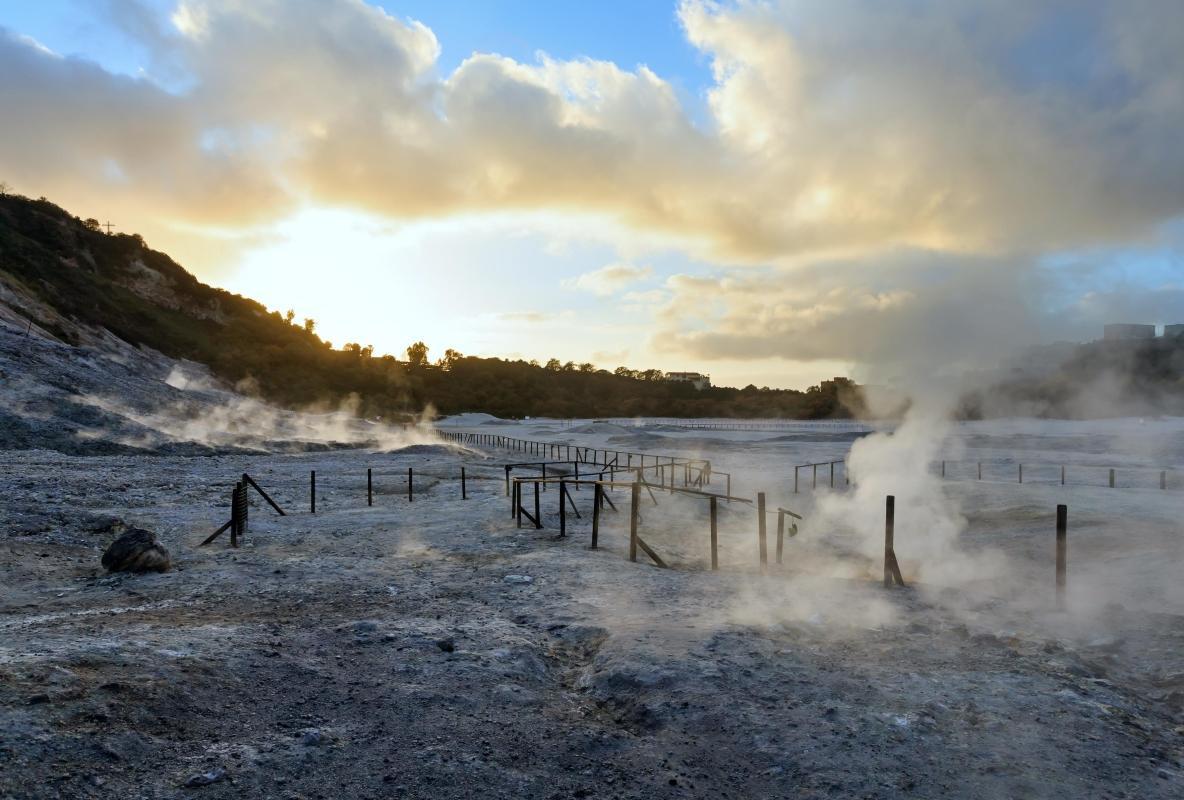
[0, 192, 859, 421]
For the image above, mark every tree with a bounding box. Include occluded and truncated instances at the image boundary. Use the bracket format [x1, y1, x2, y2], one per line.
[0, 180, 8, 195]
[440, 348, 464, 369]
[83, 218, 101, 232]
[303, 318, 316, 334]
[406, 341, 429, 367]
[545, 358, 562, 371]
[578, 362, 594, 373]
[284, 309, 296, 325]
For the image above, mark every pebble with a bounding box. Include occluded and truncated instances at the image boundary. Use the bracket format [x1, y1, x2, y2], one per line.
[503, 575, 533, 584]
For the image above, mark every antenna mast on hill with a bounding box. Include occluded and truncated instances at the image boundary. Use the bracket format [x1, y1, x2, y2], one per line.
[102, 221, 114, 234]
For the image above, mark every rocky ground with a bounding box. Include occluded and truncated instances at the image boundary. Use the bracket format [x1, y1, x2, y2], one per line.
[2, 420, 1184, 799]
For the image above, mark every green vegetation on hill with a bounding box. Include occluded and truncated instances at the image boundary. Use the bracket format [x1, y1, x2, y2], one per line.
[0, 192, 858, 420]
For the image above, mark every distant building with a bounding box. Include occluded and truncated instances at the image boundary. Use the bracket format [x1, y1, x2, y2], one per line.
[1103, 324, 1156, 341]
[665, 371, 711, 390]
[1164, 324, 1184, 339]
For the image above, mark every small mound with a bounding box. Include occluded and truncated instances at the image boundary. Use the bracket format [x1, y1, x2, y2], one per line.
[439, 412, 503, 426]
[567, 422, 633, 435]
[381, 443, 461, 456]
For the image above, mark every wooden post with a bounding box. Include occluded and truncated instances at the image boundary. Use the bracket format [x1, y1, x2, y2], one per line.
[515, 481, 522, 527]
[941, 460, 945, 478]
[231, 482, 241, 548]
[1056, 504, 1067, 609]
[408, 467, 413, 502]
[776, 510, 785, 564]
[310, 470, 316, 514]
[591, 483, 601, 549]
[461, 467, 467, 500]
[1109, 468, 1115, 488]
[794, 466, 799, 494]
[977, 462, 982, 480]
[757, 492, 767, 567]
[726, 473, 731, 501]
[505, 465, 511, 497]
[629, 480, 640, 562]
[533, 480, 541, 529]
[367, 467, 373, 507]
[812, 464, 818, 489]
[830, 461, 835, 488]
[559, 480, 567, 537]
[1019, 464, 1023, 484]
[709, 496, 718, 571]
[1061, 465, 1065, 486]
[883, 495, 904, 587]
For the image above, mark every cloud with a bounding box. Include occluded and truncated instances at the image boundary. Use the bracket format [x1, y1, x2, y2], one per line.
[497, 311, 554, 324]
[568, 263, 653, 296]
[1, 0, 1181, 267]
[2, 0, 1183, 381]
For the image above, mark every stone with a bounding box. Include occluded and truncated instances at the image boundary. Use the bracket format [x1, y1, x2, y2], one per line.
[183, 768, 227, 787]
[300, 729, 327, 747]
[101, 528, 170, 573]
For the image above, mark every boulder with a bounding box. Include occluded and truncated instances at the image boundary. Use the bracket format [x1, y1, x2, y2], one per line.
[101, 528, 171, 573]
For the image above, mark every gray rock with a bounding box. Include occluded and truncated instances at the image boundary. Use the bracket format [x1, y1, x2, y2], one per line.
[183, 767, 227, 787]
[101, 527, 170, 573]
[300, 729, 327, 747]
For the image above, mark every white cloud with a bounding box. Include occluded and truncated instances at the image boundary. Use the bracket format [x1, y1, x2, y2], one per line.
[568, 263, 653, 296]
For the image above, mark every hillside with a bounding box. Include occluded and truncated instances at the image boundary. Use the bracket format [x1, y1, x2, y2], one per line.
[0, 192, 853, 421]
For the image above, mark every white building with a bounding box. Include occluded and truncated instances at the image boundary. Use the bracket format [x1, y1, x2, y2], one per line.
[665, 371, 712, 390]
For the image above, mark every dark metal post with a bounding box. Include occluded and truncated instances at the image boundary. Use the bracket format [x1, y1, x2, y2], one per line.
[1109, 468, 1115, 488]
[559, 480, 567, 537]
[776, 510, 785, 564]
[367, 468, 373, 507]
[1161, 470, 1167, 490]
[533, 480, 541, 529]
[1056, 504, 1067, 609]
[461, 467, 467, 499]
[505, 465, 511, 497]
[830, 461, 835, 488]
[591, 483, 601, 549]
[231, 482, 241, 548]
[310, 470, 316, 514]
[757, 492, 767, 567]
[1019, 464, 1023, 484]
[1061, 465, 1065, 485]
[629, 481, 640, 562]
[794, 466, 799, 494]
[977, 462, 982, 480]
[941, 460, 945, 478]
[812, 464, 817, 489]
[884, 495, 895, 587]
[408, 467, 413, 502]
[709, 496, 718, 571]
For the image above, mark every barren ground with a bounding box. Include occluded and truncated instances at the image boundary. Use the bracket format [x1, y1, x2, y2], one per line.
[2, 417, 1183, 799]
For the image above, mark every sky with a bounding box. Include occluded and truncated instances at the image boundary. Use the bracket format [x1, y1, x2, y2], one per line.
[1, 0, 1182, 390]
